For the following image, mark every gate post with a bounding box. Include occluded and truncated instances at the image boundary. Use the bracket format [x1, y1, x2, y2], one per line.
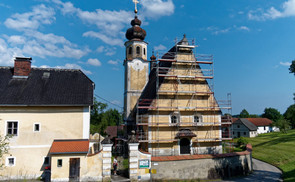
[102, 136, 113, 182]
[128, 142, 139, 181]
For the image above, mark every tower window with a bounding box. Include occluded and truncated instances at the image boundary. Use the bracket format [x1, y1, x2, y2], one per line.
[136, 46, 140, 55]
[143, 48, 146, 55]
[128, 47, 132, 55]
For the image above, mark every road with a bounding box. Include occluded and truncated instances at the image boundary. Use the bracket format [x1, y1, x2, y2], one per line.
[222, 158, 283, 182]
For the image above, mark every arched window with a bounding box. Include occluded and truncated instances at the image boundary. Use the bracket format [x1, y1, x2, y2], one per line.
[171, 115, 178, 124]
[171, 112, 180, 124]
[143, 48, 146, 55]
[128, 47, 132, 55]
[136, 46, 140, 55]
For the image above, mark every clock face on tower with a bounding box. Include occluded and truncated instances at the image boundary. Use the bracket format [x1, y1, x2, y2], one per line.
[131, 59, 144, 71]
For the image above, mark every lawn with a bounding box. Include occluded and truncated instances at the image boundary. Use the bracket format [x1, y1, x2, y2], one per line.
[243, 129, 295, 182]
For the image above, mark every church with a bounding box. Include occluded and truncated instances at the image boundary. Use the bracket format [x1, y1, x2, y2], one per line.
[123, 6, 229, 156]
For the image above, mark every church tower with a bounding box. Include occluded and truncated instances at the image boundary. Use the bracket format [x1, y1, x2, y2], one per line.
[124, 7, 149, 122]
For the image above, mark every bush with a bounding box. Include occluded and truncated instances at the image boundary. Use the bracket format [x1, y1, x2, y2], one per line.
[237, 137, 248, 149]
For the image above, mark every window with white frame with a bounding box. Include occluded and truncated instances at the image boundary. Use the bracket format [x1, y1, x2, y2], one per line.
[34, 123, 41, 132]
[6, 156, 15, 166]
[194, 114, 202, 123]
[170, 112, 180, 124]
[6, 121, 18, 136]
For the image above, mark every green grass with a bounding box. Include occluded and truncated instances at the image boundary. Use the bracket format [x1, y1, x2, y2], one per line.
[238, 129, 295, 182]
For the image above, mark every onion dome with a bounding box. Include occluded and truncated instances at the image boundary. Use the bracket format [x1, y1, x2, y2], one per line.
[150, 54, 156, 61]
[150, 51, 156, 61]
[126, 16, 146, 41]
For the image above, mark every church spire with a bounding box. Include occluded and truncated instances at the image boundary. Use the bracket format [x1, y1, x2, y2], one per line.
[125, 0, 146, 41]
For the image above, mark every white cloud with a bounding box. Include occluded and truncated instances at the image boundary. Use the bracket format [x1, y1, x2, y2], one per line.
[0, 3, 10, 9]
[83, 31, 123, 46]
[53, 0, 132, 37]
[248, 0, 295, 21]
[207, 26, 231, 35]
[108, 60, 120, 65]
[2, 31, 89, 60]
[96, 46, 104, 53]
[87, 58, 101, 67]
[25, 31, 73, 46]
[236, 26, 250, 31]
[280, 61, 291, 66]
[0, 38, 24, 66]
[56, 63, 92, 75]
[95, 46, 116, 56]
[7, 35, 26, 45]
[154, 44, 167, 51]
[4, 4, 55, 30]
[206, 25, 250, 35]
[21, 33, 90, 59]
[141, 0, 175, 19]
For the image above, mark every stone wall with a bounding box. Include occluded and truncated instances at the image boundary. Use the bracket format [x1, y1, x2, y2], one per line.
[151, 144, 252, 181]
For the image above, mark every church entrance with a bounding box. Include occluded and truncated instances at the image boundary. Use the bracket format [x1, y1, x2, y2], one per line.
[180, 138, 190, 154]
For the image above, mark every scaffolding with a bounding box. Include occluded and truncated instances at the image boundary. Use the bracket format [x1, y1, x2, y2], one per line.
[135, 37, 233, 156]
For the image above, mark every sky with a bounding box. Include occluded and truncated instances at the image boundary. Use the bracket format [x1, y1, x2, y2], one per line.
[0, 0, 295, 115]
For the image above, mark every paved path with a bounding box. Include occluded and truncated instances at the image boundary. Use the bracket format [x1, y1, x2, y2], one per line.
[111, 174, 130, 182]
[222, 158, 282, 182]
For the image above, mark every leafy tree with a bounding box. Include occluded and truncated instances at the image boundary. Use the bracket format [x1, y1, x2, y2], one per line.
[0, 135, 9, 167]
[289, 60, 295, 75]
[284, 104, 295, 129]
[237, 137, 248, 150]
[249, 114, 260, 118]
[90, 97, 122, 135]
[262, 107, 283, 123]
[274, 118, 290, 133]
[239, 109, 250, 118]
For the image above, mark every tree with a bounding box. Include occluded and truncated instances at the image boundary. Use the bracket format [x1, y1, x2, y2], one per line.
[274, 118, 290, 133]
[0, 135, 9, 167]
[239, 109, 250, 118]
[289, 60, 295, 75]
[262, 107, 283, 123]
[90, 97, 122, 135]
[284, 104, 295, 129]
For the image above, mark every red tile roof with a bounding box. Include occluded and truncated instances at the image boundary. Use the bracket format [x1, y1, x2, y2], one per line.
[105, 126, 124, 139]
[49, 139, 89, 154]
[245, 118, 273, 126]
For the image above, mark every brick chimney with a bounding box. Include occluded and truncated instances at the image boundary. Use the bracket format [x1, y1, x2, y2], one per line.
[14, 57, 32, 77]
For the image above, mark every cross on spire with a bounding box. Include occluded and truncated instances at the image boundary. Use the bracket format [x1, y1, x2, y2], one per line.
[133, 0, 139, 14]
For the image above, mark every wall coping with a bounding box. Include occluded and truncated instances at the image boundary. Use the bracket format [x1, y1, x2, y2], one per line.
[151, 144, 252, 162]
[87, 149, 102, 157]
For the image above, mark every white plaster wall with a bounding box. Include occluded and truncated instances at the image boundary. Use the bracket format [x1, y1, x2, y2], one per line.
[257, 126, 270, 134]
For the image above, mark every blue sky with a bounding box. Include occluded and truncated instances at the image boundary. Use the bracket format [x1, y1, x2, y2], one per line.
[0, 0, 295, 115]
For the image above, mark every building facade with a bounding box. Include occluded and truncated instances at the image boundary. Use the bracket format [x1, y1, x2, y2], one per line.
[232, 118, 274, 138]
[0, 57, 94, 179]
[124, 14, 227, 156]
